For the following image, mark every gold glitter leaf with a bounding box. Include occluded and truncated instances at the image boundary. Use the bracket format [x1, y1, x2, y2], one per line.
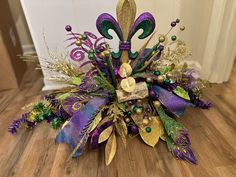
[115, 119, 128, 147]
[139, 117, 164, 147]
[98, 125, 113, 144]
[90, 111, 103, 133]
[105, 132, 117, 166]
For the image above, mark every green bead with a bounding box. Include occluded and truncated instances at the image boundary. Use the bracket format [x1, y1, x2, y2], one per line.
[147, 83, 151, 88]
[88, 53, 94, 60]
[133, 106, 138, 112]
[96, 49, 101, 54]
[82, 34, 87, 40]
[176, 19, 180, 23]
[171, 35, 177, 41]
[154, 70, 161, 76]
[145, 127, 152, 133]
[51, 118, 62, 129]
[164, 79, 171, 84]
[127, 111, 132, 116]
[89, 49, 94, 53]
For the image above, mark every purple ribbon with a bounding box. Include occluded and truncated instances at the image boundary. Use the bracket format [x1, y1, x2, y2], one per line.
[55, 97, 109, 157]
[152, 86, 194, 117]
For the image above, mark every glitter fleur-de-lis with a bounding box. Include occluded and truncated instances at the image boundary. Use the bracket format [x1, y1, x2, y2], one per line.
[96, 0, 156, 63]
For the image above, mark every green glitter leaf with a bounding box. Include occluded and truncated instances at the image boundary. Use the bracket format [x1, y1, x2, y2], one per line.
[173, 86, 190, 101]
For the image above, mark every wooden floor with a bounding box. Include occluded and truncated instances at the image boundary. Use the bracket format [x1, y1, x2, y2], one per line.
[0, 64, 236, 177]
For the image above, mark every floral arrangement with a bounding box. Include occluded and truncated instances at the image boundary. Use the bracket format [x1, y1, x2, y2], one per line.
[9, 0, 211, 165]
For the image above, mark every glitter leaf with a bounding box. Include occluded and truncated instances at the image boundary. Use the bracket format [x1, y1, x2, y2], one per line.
[98, 125, 113, 144]
[105, 132, 117, 166]
[139, 117, 164, 147]
[173, 86, 190, 101]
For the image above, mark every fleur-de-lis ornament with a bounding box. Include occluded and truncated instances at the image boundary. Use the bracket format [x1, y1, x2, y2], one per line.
[96, 0, 156, 64]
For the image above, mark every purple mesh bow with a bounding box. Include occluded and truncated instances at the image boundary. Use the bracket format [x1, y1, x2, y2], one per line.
[152, 86, 194, 117]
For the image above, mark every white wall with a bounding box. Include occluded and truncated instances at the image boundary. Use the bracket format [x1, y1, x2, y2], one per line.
[21, 0, 236, 90]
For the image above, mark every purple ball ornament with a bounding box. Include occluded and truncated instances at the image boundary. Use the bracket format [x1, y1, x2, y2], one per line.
[131, 125, 139, 134]
[99, 45, 106, 51]
[127, 100, 135, 106]
[65, 25, 72, 32]
[158, 45, 164, 51]
[154, 94, 159, 100]
[149, 90, 156, 98]
[145, 108, 151, 113]
[171, 21, 177, 27]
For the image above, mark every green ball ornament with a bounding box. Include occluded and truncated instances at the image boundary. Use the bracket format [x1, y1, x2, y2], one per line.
[145, 127, 152, 133]
[127, 111, 132, 116]
[89, 49, 94, 53]
[82, 34, 87, 40]
[164, 79, 171, 84]
[88, 53, 95, 60]
[133, 106, 138, 113]
[96, 49, 101, 54]
[154, 70, 161, 76]
[171, 35, 177, 41]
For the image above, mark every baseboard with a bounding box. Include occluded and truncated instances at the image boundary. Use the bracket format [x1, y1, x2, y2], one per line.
[22, 44, 36, 55]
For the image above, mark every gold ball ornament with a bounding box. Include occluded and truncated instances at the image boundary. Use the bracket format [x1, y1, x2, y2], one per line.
[166, 73, 173, 79]
[148, 117, 153, 121]
[136, 108, 143, 115]
[103, 50, 111, 57]
[159, 35, 166, 43]
[125, 117, 131, 123]
[137, 99, 142, 103]
[180, 26, 186, 31]
[153, 101, 161, 108]
[157, 75, 165, 84]
[75, 40, 82, 46]
[142, 119, 149, 126]
[120, 77, 136, 93]
[78, 35, 83, 40]
[146, 78, 153, 83]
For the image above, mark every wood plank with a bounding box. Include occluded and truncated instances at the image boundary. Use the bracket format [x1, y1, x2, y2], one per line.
[0, 64, 236, 177]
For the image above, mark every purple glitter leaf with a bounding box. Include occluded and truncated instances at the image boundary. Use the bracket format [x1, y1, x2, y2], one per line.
[8, 112, 29, 134]
[77, 76, 98, 93]
[96, 13, 123, 41]
[70, 48, 85, 61]
[84, 31, 98, 39]
[79, 61, 93, 68]
[128, 12, 156, 41]
[189, 91, 212, 109]
[172, 146, 197, 164]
